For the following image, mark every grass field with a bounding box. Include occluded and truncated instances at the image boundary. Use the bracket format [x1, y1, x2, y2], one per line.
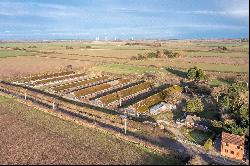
[0, 40, 248, 80]
[0, 94, 182, 165]
[0, 50, 34, 58]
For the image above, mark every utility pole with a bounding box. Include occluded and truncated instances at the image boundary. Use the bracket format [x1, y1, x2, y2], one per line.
[124, 109, 127, 135]
[120, 110, 127, 135]
[124, 117, 127, 134]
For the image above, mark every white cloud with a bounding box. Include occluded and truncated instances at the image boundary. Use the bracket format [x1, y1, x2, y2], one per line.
[176, 10, 249, 18]
[167, 24, 247, 30]
[0, 1, 84, 19]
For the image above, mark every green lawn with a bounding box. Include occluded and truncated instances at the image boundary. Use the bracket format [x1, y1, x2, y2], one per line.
[181, 127, 213, 145]
[90, 63, 164, 75]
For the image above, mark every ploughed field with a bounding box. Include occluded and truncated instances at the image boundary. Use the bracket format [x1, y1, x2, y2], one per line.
[0, 95, 182, 165]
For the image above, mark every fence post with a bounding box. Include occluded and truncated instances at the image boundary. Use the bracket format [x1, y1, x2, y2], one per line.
[52, 98, 55, 109]
[24, 89, 27, 100]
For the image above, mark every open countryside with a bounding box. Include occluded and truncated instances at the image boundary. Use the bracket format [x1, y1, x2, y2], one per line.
[0, 0, 249, 165]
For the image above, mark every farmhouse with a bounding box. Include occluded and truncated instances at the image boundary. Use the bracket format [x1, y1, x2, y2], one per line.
[221, 132, 245, 160]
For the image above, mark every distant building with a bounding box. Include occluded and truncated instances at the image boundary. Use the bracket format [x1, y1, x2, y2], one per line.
[221, 132, 245, 160]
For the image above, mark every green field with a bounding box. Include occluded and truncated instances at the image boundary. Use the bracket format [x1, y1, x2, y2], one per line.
[0, 50, 34, 58]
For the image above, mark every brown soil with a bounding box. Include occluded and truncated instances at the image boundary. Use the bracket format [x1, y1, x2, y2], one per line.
[0, 97, 180, 165]
[0, 56, 95, 79]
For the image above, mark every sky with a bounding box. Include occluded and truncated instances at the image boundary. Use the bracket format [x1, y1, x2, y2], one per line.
[0, 0, 249, 40]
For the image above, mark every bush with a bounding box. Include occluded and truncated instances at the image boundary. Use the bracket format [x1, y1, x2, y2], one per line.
[147, 52, 157, 58]
[85, 45, 91, 48]
[163, 49, 180, 58]
[186, 97, 204, 113]
[66, 46, 73, 49]
[187, 67, 207, 81]
[187, 67, 197, 80]
[137, 54, 147, 60]
[13, 47, 21, 50]
[130, 56, 138, 60]
[204, 138, 213, 151]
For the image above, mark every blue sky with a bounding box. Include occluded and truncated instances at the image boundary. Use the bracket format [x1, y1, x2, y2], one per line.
[0, 0, 249, 40]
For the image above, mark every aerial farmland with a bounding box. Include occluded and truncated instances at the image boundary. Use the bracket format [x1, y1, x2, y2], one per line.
[0, 39, 248, 165]
[0, 0, 249, 165]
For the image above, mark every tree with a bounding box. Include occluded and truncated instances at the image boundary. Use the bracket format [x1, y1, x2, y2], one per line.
[196, 69, 206, 80]
[185, 97, 204, 113]
[187, 67, 207, 81]
[204, 138, 213, 151]
[211, 120, 223, 134]
[218, 81, 249, 137]
[187, 67, 197, 80]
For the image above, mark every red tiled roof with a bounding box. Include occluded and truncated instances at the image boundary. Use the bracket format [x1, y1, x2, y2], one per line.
[221, 132, 245, 146]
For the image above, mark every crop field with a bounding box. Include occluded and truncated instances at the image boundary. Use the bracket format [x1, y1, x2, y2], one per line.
[74, 78, 130, 98]
[99, 82, 152, 106]
[0, 94, 182, 165]
[0, 49, 34, 58]
[0, 40, 248, 79]
[51, 75, 110, 92]
[131, 87, 168, 113]
[12, 70, 177, 116]
[33, 73, 86, 85]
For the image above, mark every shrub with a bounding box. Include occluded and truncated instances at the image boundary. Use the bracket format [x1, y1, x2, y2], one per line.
[187, 67, 198, 80]
[66, 46, 73, 49]
[137, 54, 147, 60]
[147, 52, 157, 58]
[185, 97, 204, 113]
[204, 138, 213, 151]
[130, 56, 138, 60]
[187, 67, 207, 81]
[13, 47, 21, 50]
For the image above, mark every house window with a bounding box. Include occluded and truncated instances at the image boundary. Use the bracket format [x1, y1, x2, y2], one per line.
[225, 149, 228, 153]
[231, 151, 234, 154]
[236, 152, 239, 156]
[237, 146, 241, 149]
[226, 143, 229, 146]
